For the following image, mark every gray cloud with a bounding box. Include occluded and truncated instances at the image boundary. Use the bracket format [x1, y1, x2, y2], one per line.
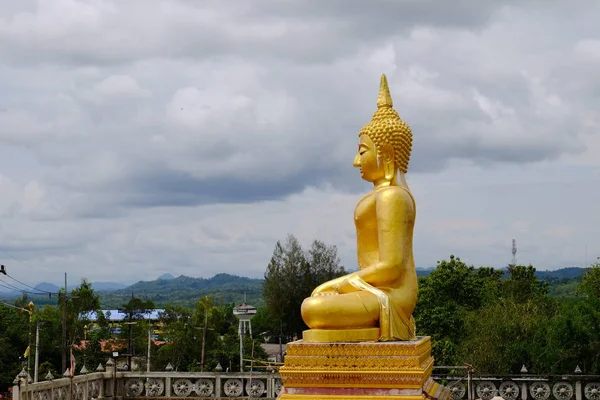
[0, 0, 599, 284]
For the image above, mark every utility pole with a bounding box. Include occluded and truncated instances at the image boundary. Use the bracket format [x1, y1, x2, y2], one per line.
[195, 300, 214, 372]
[147, 325, 152, 372]
[61, 273, 67, 373]
[34, 321, 40, 382]
[124, 292, 137, 371]
[201, 311, 207, 372]
[27, 302, 33, 374]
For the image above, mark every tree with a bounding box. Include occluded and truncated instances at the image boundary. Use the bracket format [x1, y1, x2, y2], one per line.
[0, 299, 30, 391]
[156, 305, 196, 371]
[578, 258, 600, 299]
[454, 263, 554, 374]
[118, 296, 156, 370]
[36, 305, 62, 376]
[263, 235, 346, 337]
[457, 297, 553, 374]
[503, 264, 548, 302]
[56, 280, 102, 374]
[414, 255, 503, 365]
[542, 296, 600, 374]
[59, 279, 101, 351]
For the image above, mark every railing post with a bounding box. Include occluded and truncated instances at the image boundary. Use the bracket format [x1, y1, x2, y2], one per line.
[521, 365, 528, 400]
[214, 375, 221, 398]
[267, 375, 273, 398]
[106, 358, 115, 398]
[467, 365, 473, 400]
[12, 375, 21, 400]
[575, 365, 583, 400]
[96, 364, 106, 400]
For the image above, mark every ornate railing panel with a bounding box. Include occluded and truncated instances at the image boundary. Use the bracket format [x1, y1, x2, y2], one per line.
[15, 372, 105, 400]
[433, 372, 600, 400]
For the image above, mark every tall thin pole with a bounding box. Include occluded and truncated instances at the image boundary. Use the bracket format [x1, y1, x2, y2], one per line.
[279, 320, 283, 363]
[239, 320, 244, 372]
[146, 325, 151, 372]
[61, 273, 67, 374]
[34, 321, 40, 382]
[201, 311, 207, 372]
[128, 293, 133, 372]
[27, 307, 32, 374]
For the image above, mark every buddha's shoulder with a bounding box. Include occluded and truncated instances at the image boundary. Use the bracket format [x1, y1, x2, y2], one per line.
[374, 186, 414, 204]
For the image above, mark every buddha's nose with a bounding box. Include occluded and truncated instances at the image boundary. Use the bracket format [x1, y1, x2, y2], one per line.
[353, 153, 360, 167]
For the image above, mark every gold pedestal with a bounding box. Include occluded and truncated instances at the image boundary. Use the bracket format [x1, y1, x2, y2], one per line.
[278, 336, 449, 400]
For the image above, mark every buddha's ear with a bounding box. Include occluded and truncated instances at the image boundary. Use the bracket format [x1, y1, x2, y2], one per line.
[380, 143, 395, 180]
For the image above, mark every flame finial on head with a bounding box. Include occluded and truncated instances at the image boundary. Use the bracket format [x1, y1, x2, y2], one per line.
[377, 74, 393, 108]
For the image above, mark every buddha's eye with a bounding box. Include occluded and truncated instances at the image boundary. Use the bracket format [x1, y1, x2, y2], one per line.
[359, 150, 366, 155]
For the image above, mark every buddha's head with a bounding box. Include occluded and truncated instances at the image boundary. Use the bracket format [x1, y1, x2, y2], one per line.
[353, 74, 412, 186]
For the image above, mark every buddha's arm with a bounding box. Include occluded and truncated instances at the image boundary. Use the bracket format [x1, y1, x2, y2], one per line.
[337, 188, 413, 293]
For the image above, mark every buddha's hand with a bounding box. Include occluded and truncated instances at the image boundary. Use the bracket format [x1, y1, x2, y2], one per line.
[311, 276, 346, 297]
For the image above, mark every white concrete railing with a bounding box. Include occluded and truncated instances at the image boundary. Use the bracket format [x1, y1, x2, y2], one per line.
[11, 364, 600, 400]
[12, 363, 282, 399]
[432, 371, 600, 400]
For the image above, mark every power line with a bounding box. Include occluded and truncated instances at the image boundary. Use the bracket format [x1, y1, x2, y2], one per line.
[0, 279, 53, 297]
[4, 270, 56, 295]
[0, 264, 58, 296]
[0, 278, 38, 293]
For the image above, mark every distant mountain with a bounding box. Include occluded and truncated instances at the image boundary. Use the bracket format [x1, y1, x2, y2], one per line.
[35, 282, 61, 292]
[94, 281, 128, 291]
[535, 267, 588, 281]
[2, 267, 588, 307]
[99, 273, 264, 308]
[416, 267, 435, 277]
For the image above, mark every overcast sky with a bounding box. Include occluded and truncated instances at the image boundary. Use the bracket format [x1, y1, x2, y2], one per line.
[0, 0, 599, 287]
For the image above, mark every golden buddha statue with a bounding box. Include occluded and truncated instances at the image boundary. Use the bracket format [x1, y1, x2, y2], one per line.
[301, 74, 417, 342]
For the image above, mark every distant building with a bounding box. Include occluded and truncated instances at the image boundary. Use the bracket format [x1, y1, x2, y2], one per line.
[261, 343, 286, 363]
[82, 309, 165, 322]
[81, 309, 165, 338]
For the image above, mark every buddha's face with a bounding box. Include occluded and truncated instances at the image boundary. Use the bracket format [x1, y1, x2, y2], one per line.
[353, 134, 384, 182]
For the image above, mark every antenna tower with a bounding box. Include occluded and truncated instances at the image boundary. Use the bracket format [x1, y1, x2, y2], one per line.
[511, 239, 517, 266]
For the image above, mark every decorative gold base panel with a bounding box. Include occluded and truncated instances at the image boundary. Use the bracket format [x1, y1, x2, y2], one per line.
[278, 336, 450, 400]
[303, 327, 380, 342]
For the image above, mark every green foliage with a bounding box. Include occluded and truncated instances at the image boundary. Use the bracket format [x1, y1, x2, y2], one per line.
[415, 255, 503, 365]
[416, 255, 600, 375]
[263, 235, 347, 337]
[541, 296, 600, 373]
[61, 279, 102, 349]
[457, 297, 554, 374]
[0, 300, 29, 391]
[504, 265, 548, 302]
[155, 305, 196, 370]
[3, 251, 600, 386]
[152, 297, 268, 372]
[578, 258, 600, 299]
[547, 279, 580, 299]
